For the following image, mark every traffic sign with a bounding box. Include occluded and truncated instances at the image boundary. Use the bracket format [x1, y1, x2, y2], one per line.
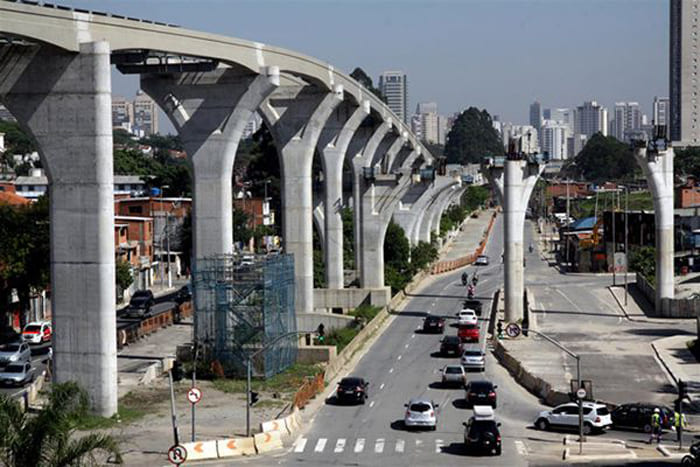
[505, 322, 521, 338]
[576, 388, 587, 400]
[187, 387, 202, 405]
[167, 444, 187, 465]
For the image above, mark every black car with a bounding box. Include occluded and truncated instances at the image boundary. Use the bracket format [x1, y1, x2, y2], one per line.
[440, 335, 463, 356]
[0, 327, 22, 345]
[175, 284, 192, 305]
[462, 299, 483, 316]
[611, 403, 673, 432]
[465, 380, 498, 408]
[464, 418, 501, 455]
[335, 377, 369, 404]
[423, 315, 445, 333]
[122, 290, 155, 319]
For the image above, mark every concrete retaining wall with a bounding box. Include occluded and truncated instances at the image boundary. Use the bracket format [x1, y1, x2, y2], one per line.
[636, 272, 700, 318]
[296, 311, 355, 333]
[313, 287, 391, 310]
[296, 345, 337, 365]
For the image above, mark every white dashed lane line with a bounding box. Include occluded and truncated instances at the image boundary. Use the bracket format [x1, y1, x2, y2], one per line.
[379, 383, 385, 390]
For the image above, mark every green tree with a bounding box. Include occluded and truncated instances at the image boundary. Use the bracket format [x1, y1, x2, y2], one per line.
[341, 207, 354, 269]
[409, 241, 438, 274]
[115, 260, 133, 302]
[629, 246, 655, 282]
[233, 207, 252, 245]
[564, 133, 638, 182]
[383, 221, 411, 292]
[461, 185, 489, 213]
[444, 107, 503, 164]
[0, 119, 37, 156]
[0, 382, 122, 466]
[675, 146, 700, 178]
[349, 67, 385, 102]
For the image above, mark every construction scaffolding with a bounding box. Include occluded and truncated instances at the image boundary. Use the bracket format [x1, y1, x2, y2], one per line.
[192, 254, 296, 378]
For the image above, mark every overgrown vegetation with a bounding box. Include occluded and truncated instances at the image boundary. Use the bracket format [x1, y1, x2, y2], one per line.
[324, 305, 382, 352]
[211, 363, 324, 397]
[629, 246, 655, 282]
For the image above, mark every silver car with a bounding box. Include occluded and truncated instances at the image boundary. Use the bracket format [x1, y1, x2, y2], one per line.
[441, 364, 466, 387]
[0, 362, 34, 386]
[404, 398, 439, 430]
[461, 345, 486, 372]
[0, 342, 31, 367]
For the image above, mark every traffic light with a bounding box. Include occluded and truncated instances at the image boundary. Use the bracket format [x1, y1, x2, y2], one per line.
[249, 391, 259, 406]
[172, 360, 183, 382]
[317, 323, 325, 343]
[497, 321, 503, 339]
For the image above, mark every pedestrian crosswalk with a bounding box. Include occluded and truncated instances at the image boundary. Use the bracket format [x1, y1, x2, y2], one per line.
[290, 436, 526, 456]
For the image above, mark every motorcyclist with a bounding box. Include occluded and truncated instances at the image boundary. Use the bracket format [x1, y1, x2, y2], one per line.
[472, 273, 479, 286]
[529, 243, 534, 254]
[461, 272, 468, 285]
[467, 284, 475, 299]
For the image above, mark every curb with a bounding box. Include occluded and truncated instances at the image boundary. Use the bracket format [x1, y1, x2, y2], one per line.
[651, 338, 679, 386]
[562, 447, 637, 462]
[658, 444, 687, 458]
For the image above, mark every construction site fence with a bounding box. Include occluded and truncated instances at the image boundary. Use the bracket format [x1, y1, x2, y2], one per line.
[292, 372, 325, 409]
[431, 210, 497, 275]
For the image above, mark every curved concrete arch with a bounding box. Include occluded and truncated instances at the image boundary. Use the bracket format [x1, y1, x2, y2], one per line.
[419, 184, 460, 243]
[432, 186, 467, 238]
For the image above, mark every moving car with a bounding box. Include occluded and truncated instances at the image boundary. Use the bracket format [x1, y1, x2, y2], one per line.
[440, 335, 463, 356]
[457, 309, 478, 326]
[0, 327, 22, 345]
[441, 364, 466, 387]
[0, 342, 31, 367]
[475, 255, 489, 266]
[461, 345, 486, 372]
[462, 299, 483, 316]
[611, 403, 673, 432]
[404, 398, 439, 430]
[335, 376, 369, 404]
[22, 321, 52, 344]
[464, 405, 502, 455]
[465, 380, 498, 408]
[535, 402, 613, 434]
[122, 289, 155, 319]
[422, 315, 445, 334]
[458, 324, 479, 343]
[0, 362, 34, 386]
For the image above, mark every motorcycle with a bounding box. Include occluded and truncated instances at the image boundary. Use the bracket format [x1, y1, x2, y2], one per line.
[472, 274, 479, 286]
[461, 273, 468, 286]
[682, 441, 700, 465]
[467, 284, 475, 300]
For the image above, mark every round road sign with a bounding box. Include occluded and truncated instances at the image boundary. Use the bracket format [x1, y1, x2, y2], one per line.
[505, 322, 521, 338]
[576, 388, 587, 400]
[167, 444, 187, 465]
[187, 387, 202, 405]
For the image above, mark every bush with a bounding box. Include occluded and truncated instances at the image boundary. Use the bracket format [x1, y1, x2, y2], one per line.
[410, 241, 438, 274]
[324, 327, 360, 353]
[629, 246, 655, 282]
[385, 265, 411, 294]
[349, 304, 381, 324]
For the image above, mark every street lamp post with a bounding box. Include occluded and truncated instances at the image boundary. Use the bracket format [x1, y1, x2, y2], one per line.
[624, 187, 629, 306]
[159, 185, 170, 287]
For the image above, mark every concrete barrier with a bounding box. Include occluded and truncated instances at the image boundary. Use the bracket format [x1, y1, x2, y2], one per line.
[253, 430, 284, 453]
[182, 440, 218, 462]
[285, 411, 300, 434]
[260, 418, 289, 435]
[216, 437, 256, 458]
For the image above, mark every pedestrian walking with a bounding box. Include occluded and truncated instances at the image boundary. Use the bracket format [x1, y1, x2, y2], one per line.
[674, 409, 688, 442]
[649, 408, 662, 444]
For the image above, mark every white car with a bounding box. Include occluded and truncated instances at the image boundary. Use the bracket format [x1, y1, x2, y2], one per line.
[0, 342, 31, 366]
[441, 364, 466, 387]
[0, 362, 34, 387]
[475, 255, 489, 266]
[461, 345, 486, 372]
[457, 309, 478, 326]
[404, 398, 439, 430]
[22, 321, 52, 344]
[534, 402, 613, 434]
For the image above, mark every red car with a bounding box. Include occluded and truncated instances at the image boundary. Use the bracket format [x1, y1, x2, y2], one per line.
[458, 324, 479, 343]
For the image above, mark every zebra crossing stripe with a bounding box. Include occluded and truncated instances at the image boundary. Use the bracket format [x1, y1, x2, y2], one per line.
[374, 438, 385, 453]
[435, 439, 444, 453]
[334, 438, 346, 453]
[293, 437, 307, 453]
[395, 439, 405, 453]
[314, 438, 327, 453]
[354, 438, 365, 453]
[515, 440, 528, 456]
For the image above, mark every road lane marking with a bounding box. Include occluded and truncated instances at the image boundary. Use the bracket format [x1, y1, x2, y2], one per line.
[293, 437, 307, 453]
[379, 383, 385, 390]
[415, 439, 423, 451]
[314, 438, 327, 453]
[389, 368, 394, 373]
[375, 438, 385, 453]
[515, 440, 528, 456]
[334, 438, 346, 453]
[369, 400, 375, 408]
[354, 438, 365, 453]
[435, 439, 444, 453]
[397, 355, 402, 360]
[411, 334, 416, 339]
[395, 439, 405, 453]
[404, 343, 409, 349]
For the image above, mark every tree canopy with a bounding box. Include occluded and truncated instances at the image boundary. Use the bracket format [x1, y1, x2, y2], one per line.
[564, 133, 638, 183]
[675, 146, 700, 178]
[349, 67, 385, 102]
[444, 107, 503, 164]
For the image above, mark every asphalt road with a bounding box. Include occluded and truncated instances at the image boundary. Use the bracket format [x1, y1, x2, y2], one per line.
[0, 343, 50, 397]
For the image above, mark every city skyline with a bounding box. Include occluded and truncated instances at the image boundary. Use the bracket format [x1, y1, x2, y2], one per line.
[57, 0, 666, 133]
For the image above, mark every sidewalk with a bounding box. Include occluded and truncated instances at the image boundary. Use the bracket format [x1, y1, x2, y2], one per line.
[652, 335, 700, 411]
[441, 208, 495, 261]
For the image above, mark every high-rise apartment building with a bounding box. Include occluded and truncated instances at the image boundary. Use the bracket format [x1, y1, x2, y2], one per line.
[133, 91, 159, 136]
[112, 96, 134, 133]
[529, 100, 542, 134]
[379, 71, 408, 124]
[653, 96, 670, 128]
[610, 102, 641, 141]
[670, 0, 700, 144]
[412, 102, 447, 144]
[574, 100, 608, 138]
[541, 120, 569, 160]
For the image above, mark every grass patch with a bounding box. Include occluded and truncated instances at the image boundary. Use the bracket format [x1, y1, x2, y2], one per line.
[324, 327, 360, 353]
[348, 304, 381, 323]
[75, 388, 166, 430]
[211, 363, 324, 396]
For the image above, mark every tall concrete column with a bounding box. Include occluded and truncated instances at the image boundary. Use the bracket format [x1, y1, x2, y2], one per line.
[431, 186, 466, 238]
[633, 143, 675, 312]
[419, 184, 460, 243]
[141, 67, 279, 262]
[1, 43, 116, 415]
[260, 85, 343, 314]
[317, 101, 369, 288]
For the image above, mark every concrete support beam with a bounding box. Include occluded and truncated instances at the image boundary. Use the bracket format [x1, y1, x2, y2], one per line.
[260, 85, 343, 314]
[430, 185, 466, 239]
[416, 182, 462, 244]
[633, 143, 675, 312]
[141, 66, 279, 262]
[0, 42, 116, 415]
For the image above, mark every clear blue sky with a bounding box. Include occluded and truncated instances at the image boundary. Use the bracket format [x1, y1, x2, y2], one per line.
[64, 0, 668, 130]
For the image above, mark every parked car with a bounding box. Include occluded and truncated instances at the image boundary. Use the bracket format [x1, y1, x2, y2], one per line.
[464, 405, 501, 455]
[440, 335, 463, 357]
[0, 342, 31, 367]
[461, 345, 486, 372]
[422, 315, 445, 334]
[441, 364, 466, 387]
[465, 380, 498, 408]
[475, 255, 489, 266]
[457, 309, 478, 326]
[0, 362, 34, 386]
[611, 403, 673, 432]
[462, 299, 483, 316]
[22, 321, 52, 344]
[122, 289, 155, 319]
[404, 398, 439, 430]
[335, 376, 369, 404]
[0, 327, 22, 345]
[535, 402, 613, 434]
[458, 324, 479, 343]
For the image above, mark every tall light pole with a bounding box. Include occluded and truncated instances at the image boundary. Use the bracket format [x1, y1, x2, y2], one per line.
[624, 186, 629, 306]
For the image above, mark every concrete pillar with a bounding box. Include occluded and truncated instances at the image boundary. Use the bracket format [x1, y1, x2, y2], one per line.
[419, 184, 461, 243]
[1, 42, 116, 415]
[260, 85, 343, 314]
[141, 67, 279, 261]
[317, 101, 369, 288]
[392, 182, 433, 246]
[633, 144, 675, 312]
[431, 186, 466, 239]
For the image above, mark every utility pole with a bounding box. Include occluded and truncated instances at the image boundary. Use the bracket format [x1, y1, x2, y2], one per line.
[624, 187, 629, 306]
[565, 179, 570, 270]
[612, 191, 616, 286]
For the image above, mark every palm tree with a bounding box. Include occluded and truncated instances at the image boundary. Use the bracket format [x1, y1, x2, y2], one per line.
[0, 381, 122, 466]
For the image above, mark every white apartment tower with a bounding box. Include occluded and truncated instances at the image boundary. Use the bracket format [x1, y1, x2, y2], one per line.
[670, 0, 700, 144]
[133, 91, 159, 136]
[541, 120, 569, 160]
[653, 97, 670, 127]
[610, 102, 641, 141]
[575, 100, 608, 138]
[379, 71, 408, 124]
